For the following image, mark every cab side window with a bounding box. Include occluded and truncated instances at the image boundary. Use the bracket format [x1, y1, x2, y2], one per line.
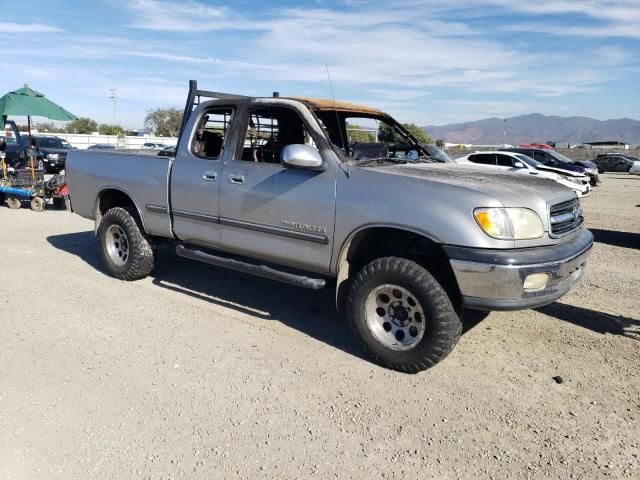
[471, 153, 496, 165]
[192, 108, 233, 159]
[239, 106, 316, 164]
[496, 154, 514, 167]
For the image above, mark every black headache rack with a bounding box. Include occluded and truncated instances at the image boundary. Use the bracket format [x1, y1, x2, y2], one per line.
[176, 80, 249, 149]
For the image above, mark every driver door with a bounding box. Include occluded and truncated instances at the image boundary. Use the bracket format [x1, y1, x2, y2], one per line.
[218, 104, 338, 273]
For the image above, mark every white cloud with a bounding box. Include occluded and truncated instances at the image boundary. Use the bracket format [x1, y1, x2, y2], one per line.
[126, 0, 239, 31]
[3, 0, 638, 125]
[0, 22, 62, 33]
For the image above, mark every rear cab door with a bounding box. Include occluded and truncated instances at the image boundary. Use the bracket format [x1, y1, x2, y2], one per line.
[170, 103, 242, 247]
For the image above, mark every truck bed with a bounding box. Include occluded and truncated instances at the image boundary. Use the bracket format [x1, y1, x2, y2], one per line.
[66, 150, 173, 238]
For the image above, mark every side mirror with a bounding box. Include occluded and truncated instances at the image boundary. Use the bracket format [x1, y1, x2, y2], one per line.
[281, 144, 324, 170]
[513, 161, 525, 168]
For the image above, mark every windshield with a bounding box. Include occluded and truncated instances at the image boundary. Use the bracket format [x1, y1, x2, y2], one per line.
[515, 153, 542, 167]
[547, 150, 574, 163]
[313, 110, 439, 165]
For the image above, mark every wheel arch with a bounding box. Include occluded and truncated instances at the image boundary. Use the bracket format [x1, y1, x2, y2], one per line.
[335, 225, 460, 309]
[94, 187, 147, 235]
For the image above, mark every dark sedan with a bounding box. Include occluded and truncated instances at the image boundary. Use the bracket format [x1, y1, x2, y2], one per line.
[594, 154, 638, 173]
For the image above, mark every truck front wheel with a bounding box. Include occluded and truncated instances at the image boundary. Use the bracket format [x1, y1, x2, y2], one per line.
[346, 257, 462, 373]
[99, 207, 154, 280]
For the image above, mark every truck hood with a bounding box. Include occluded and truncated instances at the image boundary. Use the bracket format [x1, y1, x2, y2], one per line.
[364, 162, 575, 208]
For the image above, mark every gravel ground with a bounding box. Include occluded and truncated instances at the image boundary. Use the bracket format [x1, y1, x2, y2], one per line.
[1, 175, 638, 480]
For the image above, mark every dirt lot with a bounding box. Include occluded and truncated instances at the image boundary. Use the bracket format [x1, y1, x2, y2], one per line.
[1, 175, 638, 480]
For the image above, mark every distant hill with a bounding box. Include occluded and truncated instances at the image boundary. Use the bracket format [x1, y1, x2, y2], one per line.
[423, 114, 640, 145]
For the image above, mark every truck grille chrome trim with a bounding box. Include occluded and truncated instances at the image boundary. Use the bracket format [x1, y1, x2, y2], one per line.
[549, 198, 583, 237]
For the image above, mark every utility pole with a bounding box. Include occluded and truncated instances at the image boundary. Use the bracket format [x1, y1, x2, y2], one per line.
[503, 119, 507, 146]
[109, 88, 118, 126]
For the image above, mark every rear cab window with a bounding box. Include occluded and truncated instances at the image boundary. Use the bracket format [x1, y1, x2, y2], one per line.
[192, 108, 234, 160]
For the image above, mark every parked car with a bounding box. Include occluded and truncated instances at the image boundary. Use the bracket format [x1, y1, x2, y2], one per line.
[66, 80, 593, 372]
[88, 143, 117, 150]
[1, 120, 45, 170]
[30, 135, 74, 173]
[594, 154, 638, 173]
[501, 147, 600, 186]
[157, 145, 176, 157]
[141, 142, 168, 149]
[454, 151, 591, 197]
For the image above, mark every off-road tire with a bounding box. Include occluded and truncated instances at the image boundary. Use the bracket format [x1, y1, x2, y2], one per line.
[99, 207, 154, 280]
[346, 257, 462, 373]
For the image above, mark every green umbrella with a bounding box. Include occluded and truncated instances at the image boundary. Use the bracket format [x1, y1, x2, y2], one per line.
[0, 84, 77, 177]
[0, 84, 77, 121]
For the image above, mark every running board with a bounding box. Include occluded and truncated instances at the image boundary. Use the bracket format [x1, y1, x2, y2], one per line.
[175, 245, 326, 290]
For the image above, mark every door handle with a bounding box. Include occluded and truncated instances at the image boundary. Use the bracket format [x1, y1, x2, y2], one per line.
[228, 174, 245, 185]
[202, 172, 217, 181]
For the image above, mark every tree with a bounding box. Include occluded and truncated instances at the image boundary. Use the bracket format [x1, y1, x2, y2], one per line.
[36, 122, 65, 133]
[378, 122, 432, 144]
[346, 122, 375, 143]
[66, 117, 98, 134]
[403, 123, 432, 144]
[144, 107, 182, 137]
[99, 124, 125, 135]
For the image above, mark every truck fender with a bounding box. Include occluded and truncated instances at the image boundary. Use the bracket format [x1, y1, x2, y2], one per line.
[334, 224, 442, 309]
[93, 187, 148, 236]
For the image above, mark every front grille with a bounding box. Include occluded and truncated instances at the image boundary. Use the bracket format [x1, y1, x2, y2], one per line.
[549, 198, 583, 237]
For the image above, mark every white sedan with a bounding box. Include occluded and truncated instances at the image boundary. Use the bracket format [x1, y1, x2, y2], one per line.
[454, 151, 591, 197]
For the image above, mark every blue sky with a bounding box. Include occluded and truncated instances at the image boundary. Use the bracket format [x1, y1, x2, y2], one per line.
[1, 0, 639, 128]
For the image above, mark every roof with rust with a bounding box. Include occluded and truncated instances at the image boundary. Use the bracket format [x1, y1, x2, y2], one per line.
[286, 96, 383, 116]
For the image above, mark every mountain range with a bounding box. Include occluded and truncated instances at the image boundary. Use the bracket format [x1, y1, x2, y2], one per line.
[423, 114, 640, 145]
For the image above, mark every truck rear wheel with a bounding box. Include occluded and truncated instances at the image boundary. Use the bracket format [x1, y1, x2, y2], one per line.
[346, 257, 462, 373]
[99, 207, 154, 280]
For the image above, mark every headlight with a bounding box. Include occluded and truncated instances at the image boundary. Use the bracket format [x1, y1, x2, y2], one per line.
[47, 153, 59, 160]
[474, 207, 544, 240]
[565, 176, 581, 185]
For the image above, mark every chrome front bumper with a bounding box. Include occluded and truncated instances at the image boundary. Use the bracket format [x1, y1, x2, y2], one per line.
[444, 229, 593, 311]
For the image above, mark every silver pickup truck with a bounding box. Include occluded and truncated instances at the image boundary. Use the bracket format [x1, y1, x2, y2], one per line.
[67, 81, 593, 372]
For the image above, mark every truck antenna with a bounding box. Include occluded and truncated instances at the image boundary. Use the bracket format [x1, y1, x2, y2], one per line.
[325, 64, 350, 177]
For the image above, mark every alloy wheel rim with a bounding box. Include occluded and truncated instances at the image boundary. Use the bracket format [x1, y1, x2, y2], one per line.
[364, 284, 426, 350]
[105, 224, 129, 266]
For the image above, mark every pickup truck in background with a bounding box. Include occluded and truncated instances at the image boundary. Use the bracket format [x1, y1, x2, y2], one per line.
[1, 120, 45, 170]
[66, 81, 593, 372]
